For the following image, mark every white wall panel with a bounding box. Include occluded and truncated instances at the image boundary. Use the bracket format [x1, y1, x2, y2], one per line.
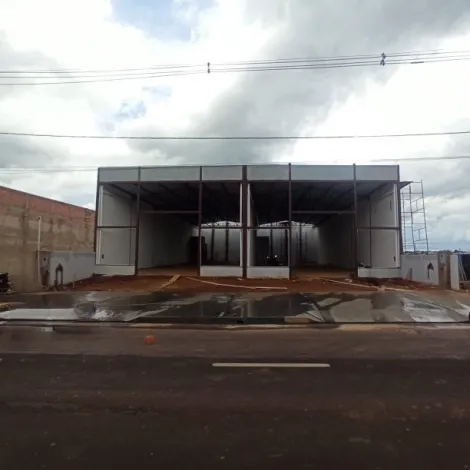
[290, 165, 353, 181]
[96, 228, 136, 266]
[247, 165, 288, 180]
[356, 165, 398, 181]
[98, 187, 135, 227]
[247, 267, 289, 278]
[202, 166, 242, 180]
[140, 166, 200, 182]
[98, 167, 139, 182]
[200, 266, 243, 277]
[369, 183, 400, 267]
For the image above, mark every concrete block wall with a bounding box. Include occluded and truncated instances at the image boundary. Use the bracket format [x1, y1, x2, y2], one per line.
[401, 252, 451, 286]
[359, 253, 449, 284]
[0, 186, 94, 292]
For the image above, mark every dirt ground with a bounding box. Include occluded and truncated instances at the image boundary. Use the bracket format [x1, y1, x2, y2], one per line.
[67, 272, 436, 293]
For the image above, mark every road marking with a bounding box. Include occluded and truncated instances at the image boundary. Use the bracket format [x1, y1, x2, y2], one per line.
[212, 362, 330, 368]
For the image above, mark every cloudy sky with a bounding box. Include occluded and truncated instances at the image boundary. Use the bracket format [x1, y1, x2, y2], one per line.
[1, 0, 470, 249]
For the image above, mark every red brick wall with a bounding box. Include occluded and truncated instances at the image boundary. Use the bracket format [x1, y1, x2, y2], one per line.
[0, 185, 95, 291]
[0, 186, 93, 220]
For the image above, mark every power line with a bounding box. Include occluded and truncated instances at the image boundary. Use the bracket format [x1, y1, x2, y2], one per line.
[0, 129, 470, 140]
[0, 70, 206, 86]
[1, 50, 470, 85]
[2, 48, 467, 74]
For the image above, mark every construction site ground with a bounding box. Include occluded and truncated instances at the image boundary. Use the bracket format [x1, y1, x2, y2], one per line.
[67, 269, 438, 294]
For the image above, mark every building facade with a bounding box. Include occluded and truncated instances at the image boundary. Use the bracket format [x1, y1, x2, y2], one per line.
[94, 163, 405, 279]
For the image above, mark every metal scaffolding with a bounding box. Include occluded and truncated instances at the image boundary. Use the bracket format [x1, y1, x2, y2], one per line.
[400, 180, 429, 252]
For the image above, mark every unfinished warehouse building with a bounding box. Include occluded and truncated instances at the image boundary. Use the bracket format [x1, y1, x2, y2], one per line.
[94, 164, 405, 279]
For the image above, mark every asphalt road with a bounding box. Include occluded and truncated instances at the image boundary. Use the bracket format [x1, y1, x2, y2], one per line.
[2, 331, 470, 470]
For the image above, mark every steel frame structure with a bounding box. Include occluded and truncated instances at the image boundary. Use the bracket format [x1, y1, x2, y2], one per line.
[400, 180, 429, 252]
[95, 163, 404, 278]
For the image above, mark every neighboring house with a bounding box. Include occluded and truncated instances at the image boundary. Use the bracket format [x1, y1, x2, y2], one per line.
[0, 186, 94, 292]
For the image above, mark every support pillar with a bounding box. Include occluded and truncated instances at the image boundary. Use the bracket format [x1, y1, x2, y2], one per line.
[198, 166, 203, 276]
[93, 181, 100, 253]
[353, 164, 358, 274]
[241, 166, 248, 278]
[288, 163, 292, 279]
[397, 166, 403, 255]
[133, 167, 141, 274]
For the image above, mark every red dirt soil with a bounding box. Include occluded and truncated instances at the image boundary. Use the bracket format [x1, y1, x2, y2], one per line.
[66, 274, 433, 293]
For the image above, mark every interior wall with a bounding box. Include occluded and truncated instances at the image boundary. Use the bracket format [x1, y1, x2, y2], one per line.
[289, 224, 319, 266]
[138, 213, 192, 269]
[201, 227, 241, 265]
[96, 186, 136, 266]
[315, 215, 354, 269]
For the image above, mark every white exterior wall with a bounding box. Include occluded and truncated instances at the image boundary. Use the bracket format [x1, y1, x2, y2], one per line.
[98, 186, 135, 227]
[400, 253, 439, 285]
[39, 251, 95, 287]
[138, 213, 192, 268]
[96, 186, 136, 267]
[370, 183, 400, 268]
[357, 183, 400, 268]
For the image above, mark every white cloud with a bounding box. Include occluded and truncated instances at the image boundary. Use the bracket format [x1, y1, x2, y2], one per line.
[0, 0, 469, 249]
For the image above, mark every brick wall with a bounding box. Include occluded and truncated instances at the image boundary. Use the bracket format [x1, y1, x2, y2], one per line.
[0, 186, 94, 292]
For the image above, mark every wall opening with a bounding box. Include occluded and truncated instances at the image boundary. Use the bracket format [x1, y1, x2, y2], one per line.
[200, 181, 242, 276]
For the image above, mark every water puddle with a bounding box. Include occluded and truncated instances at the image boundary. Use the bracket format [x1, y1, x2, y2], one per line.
[0, 291, 468, 323]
